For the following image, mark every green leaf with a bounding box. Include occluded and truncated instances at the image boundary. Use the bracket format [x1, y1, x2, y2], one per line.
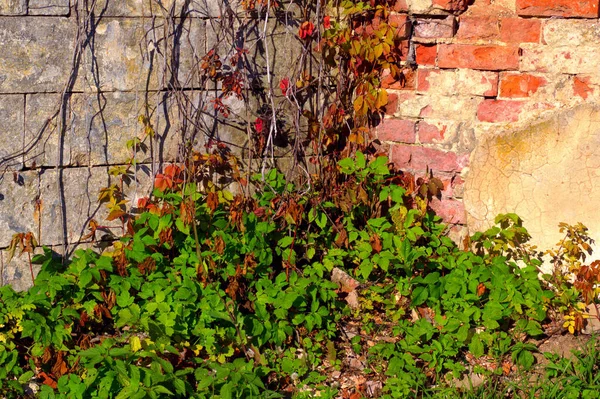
[338, 158, 355, 174]
[355, 151, 366, 170]
[411, 286, 428, 306]
[18, 371, 35, 384]
[278, 236, 294, 248]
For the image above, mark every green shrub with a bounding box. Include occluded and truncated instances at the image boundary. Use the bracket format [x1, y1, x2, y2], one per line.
[0, 153, 591, 398]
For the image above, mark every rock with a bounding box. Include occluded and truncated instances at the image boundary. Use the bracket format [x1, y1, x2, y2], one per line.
[0, 170, 39, 248]
[0, 17, 76, 93]
[28, 0, 69, 15]
[582, 304, 600, 335]
[332, 267, 360, 293]
[0, 0, 25, 15]
[0, 95, 25, 170]
[453, 373, 485, 390]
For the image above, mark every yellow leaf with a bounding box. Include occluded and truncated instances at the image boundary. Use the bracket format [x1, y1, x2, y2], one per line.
[130, 336, 142, 352]
[374, 43, 383, 59]
[353, 96, 364, 114]
[375, 89, 389, 109]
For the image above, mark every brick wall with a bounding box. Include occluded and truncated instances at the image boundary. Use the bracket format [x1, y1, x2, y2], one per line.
[377, 0, 600, 231]
[2, 0, 600, 288]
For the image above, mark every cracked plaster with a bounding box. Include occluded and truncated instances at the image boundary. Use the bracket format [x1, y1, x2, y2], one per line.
[464, 104, 600, 255]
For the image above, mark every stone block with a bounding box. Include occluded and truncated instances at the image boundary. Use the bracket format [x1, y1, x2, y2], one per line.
[389, 14, 411, 39]
[25, 92, 179, 168]
[0, 0, 25, 15]
[433, 0, 470, 12]
[0, 170, 39, 248]
[417, 120, 460, 144]
[82, 18, 159, 92]
[205, 15, 306, 89]
[38, 167, 106, 246]
[28, 0, 70, 15]
[162, 18, 206, 88]
[0, 17, 76, 93]
[573, 75, 594, 100]
[465, 104, 600, 255]
[88, 0, 235, 18]
[70, 92, 148, 166]
[0, 95, 25, 170]
[1, 247, 43, 292]
[24, 93, 62, 168]
[37, 166, 151, 247]
[407, 0, 461, 14]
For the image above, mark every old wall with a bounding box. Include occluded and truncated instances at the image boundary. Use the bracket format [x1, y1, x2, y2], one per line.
[0, 0, 307, 289]
[3, 0, 600, 289]
[379, 0, 600, 250]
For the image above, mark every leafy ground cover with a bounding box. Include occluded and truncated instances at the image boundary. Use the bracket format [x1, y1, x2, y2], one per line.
[0, 152, 599, 398]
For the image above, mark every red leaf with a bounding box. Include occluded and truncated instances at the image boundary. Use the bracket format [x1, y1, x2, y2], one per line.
[254, 118, 264, 133]
[299, 21, 315, 39]
[279, 77, 290, 95]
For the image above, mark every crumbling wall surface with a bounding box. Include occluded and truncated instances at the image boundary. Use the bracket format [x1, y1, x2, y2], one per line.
[379, 0, 600, 247]
[0, 0, 306, 290]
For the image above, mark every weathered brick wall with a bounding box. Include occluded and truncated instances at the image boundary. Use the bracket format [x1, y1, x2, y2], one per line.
[3, 0, 600, 288]
[377, 0, 600, 245]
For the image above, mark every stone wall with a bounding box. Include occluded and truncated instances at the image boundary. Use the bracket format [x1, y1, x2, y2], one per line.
[0, 0, 307, 290]
[379, 0, 600, 253]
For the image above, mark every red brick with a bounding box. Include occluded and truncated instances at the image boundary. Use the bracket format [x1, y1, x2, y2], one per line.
[414, 16, 455, 39]
[389, 14, 411, 39]
[499, 73, 547, 98]
[418, 121, 447, 143]
[376, 119, 416, 143]
[386, 93, 399, 115]
[445, 175, 465, 197]
[416, 69, 438, 92]
[429, 198, 467, 225]
[500, 18, 541, 43]
[516, 0, 599, 18]
[574, 76, 593, 99]
[393, 0, 408, 12]
[391, 145, 461, 172]
[477, 100, 524, 122]
[438, 44, 520, 71]
[382, 68, 416, 90]
[417, 69, 498, 97]
[399, 40, 410, 61]
[457, 16, 500, 40]
[433, 0, 470, 12]
[416, 44, 437, 66]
